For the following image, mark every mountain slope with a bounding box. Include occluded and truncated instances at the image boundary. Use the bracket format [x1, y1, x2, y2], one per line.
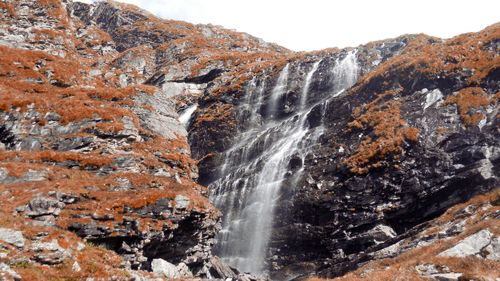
[0, 0, 498, 280]
[190, 21, 498, 279]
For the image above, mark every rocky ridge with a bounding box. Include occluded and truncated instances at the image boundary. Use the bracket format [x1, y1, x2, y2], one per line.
[0, 0, 498, 280]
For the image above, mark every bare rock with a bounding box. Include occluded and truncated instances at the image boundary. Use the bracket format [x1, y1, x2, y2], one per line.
[31, 239, 69, 265]
[415, 264, 463, 281]
[25, 197, 65, 218]
[207, 256, 239, 279]
[0, 263, 21, 281]
[438, 229, 493, 258]
[482, 237, 500, 261]
[176, 262, 193, 278]
[0, 228, 25, 248]
[151, 258, 180, 279]
[366, 224, 397, 244]
[174, 195, 190, 210]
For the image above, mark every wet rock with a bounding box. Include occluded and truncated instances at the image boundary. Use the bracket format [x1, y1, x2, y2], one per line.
[207, 256, 239, 279]
[0, 228, 25, 248]
[288, 155, 303, 170]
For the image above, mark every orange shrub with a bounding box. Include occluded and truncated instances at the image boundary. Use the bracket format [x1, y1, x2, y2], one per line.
[445, 87, 489, 126]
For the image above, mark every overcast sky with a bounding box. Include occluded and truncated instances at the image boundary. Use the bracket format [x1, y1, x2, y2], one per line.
[80, 0, 499, 51]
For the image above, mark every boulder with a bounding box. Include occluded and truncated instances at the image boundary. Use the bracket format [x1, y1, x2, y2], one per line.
[48, 191, 80, 204]
[207, 256, 239, 279]
[25, 197, 65, 218]
[366, 224, 397, 244]
[0, 228, 25, 248]
[22, 169, 48, 182]
[151, 258, 180, 279]
[415, 264, 463, 281]
[31, 239, 69, 265]
[430, 273, 463, 281]
[175, 195, 190, 210]
[176, 262, 193, 277]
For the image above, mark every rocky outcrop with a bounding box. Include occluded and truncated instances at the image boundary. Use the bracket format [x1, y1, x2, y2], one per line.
[438, 229, 499, 261]
[306, 191, 500, 281]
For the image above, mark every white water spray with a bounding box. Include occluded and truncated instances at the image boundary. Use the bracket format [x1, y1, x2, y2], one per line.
[210, 52, 359, 276]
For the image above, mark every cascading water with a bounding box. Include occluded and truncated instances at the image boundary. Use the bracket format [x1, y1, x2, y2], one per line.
[332, 50, 359, 97]
[268, 63, 290, 118]
[178, 104, 198, 128]
[210, 51, 359, 276]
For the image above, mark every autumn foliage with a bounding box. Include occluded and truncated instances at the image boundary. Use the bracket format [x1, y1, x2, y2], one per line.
[346, 88, 420, 174]
[444, 87, 490, 126]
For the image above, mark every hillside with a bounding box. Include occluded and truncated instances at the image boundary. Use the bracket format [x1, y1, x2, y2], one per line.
[0, 1, 498, 280]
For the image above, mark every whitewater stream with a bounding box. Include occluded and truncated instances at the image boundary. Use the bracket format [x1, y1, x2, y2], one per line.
[210, 51, 360, 275]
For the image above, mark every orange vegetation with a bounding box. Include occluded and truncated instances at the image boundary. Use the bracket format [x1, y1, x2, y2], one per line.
[444, 87, 490, 126]
[355, 23, 499, 94]
[0, 1, 15, 16]
[346, 89, 420, 174]
[0, 150, 114, 169]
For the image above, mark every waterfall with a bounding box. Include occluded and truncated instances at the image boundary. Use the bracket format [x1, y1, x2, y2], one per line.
[210, 52, 359, 276]
[300, 60, 321, 108]
[178, 104, 198, 128]
[267, 63, 290, 118]
[332, 50, 359, 97]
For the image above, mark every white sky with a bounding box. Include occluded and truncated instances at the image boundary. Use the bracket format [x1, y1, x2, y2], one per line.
[80, 0, 499, 51]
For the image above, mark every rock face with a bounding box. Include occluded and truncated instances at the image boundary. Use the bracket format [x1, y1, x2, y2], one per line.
[322, 191, 500, 281]
[0, 0, 263, 279]
[0, 0, 498, 280]
[189, 21, 500, 280]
